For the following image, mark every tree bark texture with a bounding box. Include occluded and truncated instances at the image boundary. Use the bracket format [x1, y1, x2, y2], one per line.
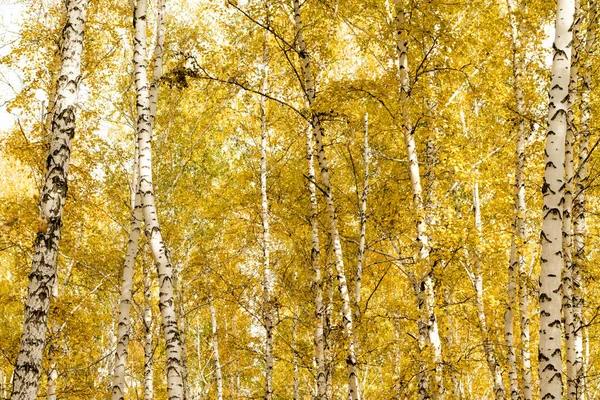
[539, 0, 574, 398]
[11, 1, 88, 398]
[132, 1, 185, 398]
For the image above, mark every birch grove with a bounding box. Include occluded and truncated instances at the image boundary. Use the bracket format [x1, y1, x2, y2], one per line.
[4, 0, 600, 398]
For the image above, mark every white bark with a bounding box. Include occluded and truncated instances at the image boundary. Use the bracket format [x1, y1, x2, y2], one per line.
[572, 2, 596, 398]
[11, 1, 88, 398]
[209, 291, 223, 400]
[506, 0, 530, 398]
[293, 306, 300, 400]
[292, 1, 360, 398]
[394, 2, 443, 398]
[325, 260, 334, 400]
[354, 112, 369, 323]
[470, 178, 505, 400]
[539, 0, 574, 398]
[112, 142, 143, 400]
[564, 2, 581, 397]
[132, 1, 184, 398]
[112, 0, 165, 393]
[259, 13, 275, 397]
[143, 258, 154, 400]
[306, 124, 327, 399]
[175, 266, 190, 400]
[46, 361, 57, 400]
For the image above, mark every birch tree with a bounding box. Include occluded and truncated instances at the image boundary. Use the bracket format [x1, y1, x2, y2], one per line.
[306, 124, 326, 398]
[143, 260, 154, 400]
[10, 1, 88, 398]
[564, 2, 581, 397]
[506, 0, 532, 397]
[354, 113, 369, 323]
[259, 9, 275, 396]
[469, 173, 505, 400]
[539, 0, 575, 398]
[209, 291, 223, 400]
[112, 0, 165, 395]
[111, 142, 143, 400]
[394, 1, 443, 397]
[572, 1, 596, 397]
[292, 1, 360, 398]
[132, 0, 184, 398]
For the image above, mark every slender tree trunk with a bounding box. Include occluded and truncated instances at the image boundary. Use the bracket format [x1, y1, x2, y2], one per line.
[132, 1, 184, 398]
[46, 358, 57, 400]
[293, 306, 300, 400]
[564, 2, 581, 398]
[354, 112, 369, 323]
[573, 2, 596, 398]
[259, 12, 275, 397]
[209, 291, 223, 400]
[175, 265, 190, 400]
[112, 142, 143, 400]
[506, 1, 530, 398]
[325, 255, 334, 400]
[470, 177, 505, 400]
[292, 1, 360, 398]
[10, 1, 88, 398]
[539, 1, 574, 398]
[112, 0, 165, 394]
[47, 275, 60, 400]
[306, 124, 327, 399]
[393, 2, 443, 398]
[143, 255, 154, 400]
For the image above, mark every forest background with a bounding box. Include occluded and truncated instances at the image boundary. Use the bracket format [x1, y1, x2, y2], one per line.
[0, 0, 598, 399]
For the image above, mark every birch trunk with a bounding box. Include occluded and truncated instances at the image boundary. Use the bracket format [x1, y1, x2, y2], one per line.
[325, 255, 334, 399]
[112, 141, 143, 400]
[46, 359, 57, 400]
[306, 124, 327, 399]
[293, 307, 300, 400]
[175, 266, 190, 400]
[506, 0, 530, 398]
[471, 178, 505, 400]
[112, 0, 165, 393]
[132, 1, 184, 398]
[209, 291, 223, 400]
[572, 2, 596, 398]
[394, 2, 443, 397]
[292, 1, 360, 398]
[143, 258, 154, 400]
[10, 1, 88, 398]
[539, 0, 574, 398]
[259, 10, 274, 397]
[354, 113, 369, 323]
[564, 2, 581, 397]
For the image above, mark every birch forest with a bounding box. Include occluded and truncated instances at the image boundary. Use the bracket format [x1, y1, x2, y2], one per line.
[2, 0, 600, 398]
